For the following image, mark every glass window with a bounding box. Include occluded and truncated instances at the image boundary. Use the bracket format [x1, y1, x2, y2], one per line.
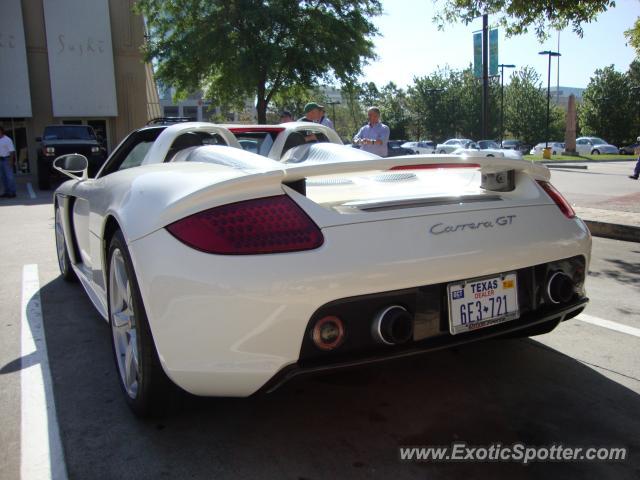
[183, 106, 198, 120]
[163, 106, 179, 117]
[119, 142, 153, 171]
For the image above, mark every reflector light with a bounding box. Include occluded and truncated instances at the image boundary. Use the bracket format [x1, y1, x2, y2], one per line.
[166, 195, 324, 254]
[312, 315, 345, 350]
[537, 181, 576, 219]
[390, 163, 480, 170]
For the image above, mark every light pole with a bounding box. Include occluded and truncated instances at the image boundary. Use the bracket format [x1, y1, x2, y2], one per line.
[498, 63, 515, 147]
[326, 100, 340, 129]
[539, 50, 561, 149]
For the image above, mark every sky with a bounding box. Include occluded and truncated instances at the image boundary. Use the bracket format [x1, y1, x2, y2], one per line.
[361, 0, 640, 89]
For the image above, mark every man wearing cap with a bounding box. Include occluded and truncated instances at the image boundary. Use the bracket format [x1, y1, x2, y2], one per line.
[353, 107, 390, 157]
[298, 102, 324, 123]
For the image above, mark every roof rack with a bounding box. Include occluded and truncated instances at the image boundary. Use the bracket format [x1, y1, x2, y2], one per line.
[146, 117, 194, 125]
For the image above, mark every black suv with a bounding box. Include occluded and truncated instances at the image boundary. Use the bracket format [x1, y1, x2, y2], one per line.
[36, 125, 107, 189]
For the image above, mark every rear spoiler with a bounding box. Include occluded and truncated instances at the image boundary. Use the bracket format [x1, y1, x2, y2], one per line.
[281, 154, 550, 194]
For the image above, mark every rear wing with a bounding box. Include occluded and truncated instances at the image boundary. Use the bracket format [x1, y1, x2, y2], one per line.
[281, 154, 550, 194]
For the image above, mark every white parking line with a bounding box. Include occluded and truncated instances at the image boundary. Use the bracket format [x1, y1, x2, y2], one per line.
[26, 182, 36, 199]
[21, 264, 68, 480]
[576, 313, 640, 338]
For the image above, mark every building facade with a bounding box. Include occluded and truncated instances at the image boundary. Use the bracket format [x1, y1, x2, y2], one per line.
[0, 0, 160, 175]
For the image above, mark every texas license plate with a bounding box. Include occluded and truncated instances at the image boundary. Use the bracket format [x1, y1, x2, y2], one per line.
[447, 273, 519, 335]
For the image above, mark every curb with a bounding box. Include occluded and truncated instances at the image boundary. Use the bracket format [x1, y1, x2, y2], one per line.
[583, 220, 640, 243]
[538, 158, 635, 164]
[546, 165, 588, 170]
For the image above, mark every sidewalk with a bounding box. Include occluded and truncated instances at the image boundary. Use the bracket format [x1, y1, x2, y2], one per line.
[575, 207, 639, 243]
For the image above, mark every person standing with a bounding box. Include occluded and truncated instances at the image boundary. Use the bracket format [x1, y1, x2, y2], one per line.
[297, 102, 324, 123]
[353, 107, 390, 157]
[629, 136, 640, 180]
[319, 107, 335, 130]
[279, 110, 293, 123]
[0, 126, 17, 198]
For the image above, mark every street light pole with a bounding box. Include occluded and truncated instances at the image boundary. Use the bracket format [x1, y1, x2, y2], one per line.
[498, 63, 515, 147]
[327, 100, 341, 129]
[539, 50, 561, 149]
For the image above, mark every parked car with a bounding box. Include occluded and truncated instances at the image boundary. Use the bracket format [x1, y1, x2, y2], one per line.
[453, 140, 523, 160]
[402, 140, 436, 154]
[619, 140, 640, 155]
[501, 139, 531, 154]
[575, 137, 618, 155]
[530, 142, 565, 155]
[36, 124, 107, 189]
[387, 140, 416, 156]
[435, 138, 475, 154]
[53, 121, 590, 417]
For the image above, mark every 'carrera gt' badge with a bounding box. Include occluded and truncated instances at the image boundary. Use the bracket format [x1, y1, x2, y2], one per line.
[429, 215, 516, 235]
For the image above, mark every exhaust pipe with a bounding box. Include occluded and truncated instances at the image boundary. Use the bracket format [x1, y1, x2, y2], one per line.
[372, 306, 413, 345]
[546, 272, 575, 304]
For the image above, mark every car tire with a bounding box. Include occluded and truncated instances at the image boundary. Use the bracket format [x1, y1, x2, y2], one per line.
[54, 205, 77, 282]
[37, 156, 50, 190]
[591, 149, 600, 155]
[439, 149, 446, 154]
[107, 229, 181, 417]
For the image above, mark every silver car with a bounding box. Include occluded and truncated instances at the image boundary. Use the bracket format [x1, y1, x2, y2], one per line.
[575, 137, 618, 155]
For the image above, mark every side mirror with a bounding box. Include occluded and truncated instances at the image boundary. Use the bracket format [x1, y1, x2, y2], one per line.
[53, 154, 88, 181]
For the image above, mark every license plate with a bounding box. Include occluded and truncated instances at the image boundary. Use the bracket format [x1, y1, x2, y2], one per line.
[447, 273, 519, 335]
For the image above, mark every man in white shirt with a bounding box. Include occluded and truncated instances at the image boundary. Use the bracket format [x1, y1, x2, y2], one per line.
[0, 126, 16, 198]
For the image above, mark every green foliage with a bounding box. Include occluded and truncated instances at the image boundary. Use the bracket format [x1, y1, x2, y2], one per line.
[406, 67, 501, 142]
[503, 66, 562, 145]
[136, 0, 381, 123]
[625, 17, 640, 57]
[433, 0, 615, 41]
[578, 65, 635, 145]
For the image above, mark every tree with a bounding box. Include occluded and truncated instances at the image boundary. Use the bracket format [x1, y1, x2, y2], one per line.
[504, 66, 563, 146]
[407, 66, 500, 142]
[578, 65, 634, 145]
[625, 17, 640, 56]
[433, 0, 615, 40]
[136, 0, 381, 123]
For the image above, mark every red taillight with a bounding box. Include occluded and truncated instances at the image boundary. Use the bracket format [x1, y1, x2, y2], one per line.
[166, 195, 324, 254]
[537, 181, 576, 219]
[390, 163, 480, 170]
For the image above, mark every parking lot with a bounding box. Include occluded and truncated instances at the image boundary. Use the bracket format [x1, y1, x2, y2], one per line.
[0, 179, 639, 479]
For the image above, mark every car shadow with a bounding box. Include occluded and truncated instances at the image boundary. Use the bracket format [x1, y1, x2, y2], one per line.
[26, 275, 640, 479]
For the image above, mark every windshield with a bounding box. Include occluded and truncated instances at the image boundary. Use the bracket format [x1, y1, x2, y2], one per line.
[234, 131, 278, 157]
[43, 126, 96, 141]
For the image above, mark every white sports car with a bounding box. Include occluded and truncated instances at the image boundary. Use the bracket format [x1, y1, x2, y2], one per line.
[53, 122, 591, 417]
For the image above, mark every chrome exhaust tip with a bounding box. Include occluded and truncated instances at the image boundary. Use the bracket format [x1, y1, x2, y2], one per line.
[547, 272, 575, 304]
[372, 305, 413, 345]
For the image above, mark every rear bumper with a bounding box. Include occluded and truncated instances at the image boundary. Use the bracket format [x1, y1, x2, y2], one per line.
[258, 298, 588, 394]
[128, 205, 590, 397]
